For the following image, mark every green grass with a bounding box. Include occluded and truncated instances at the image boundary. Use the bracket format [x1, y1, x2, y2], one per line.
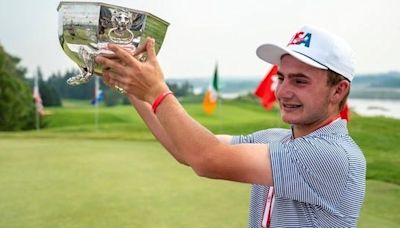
[349, 115, 400, 185]
[0, 99, 399, 227]
[2, 100, 399, 184]
[0, 100, 286, 140]
[0, 139, 249, 228]
[359, 180, 400, 227]
[0, 138, 398, 227]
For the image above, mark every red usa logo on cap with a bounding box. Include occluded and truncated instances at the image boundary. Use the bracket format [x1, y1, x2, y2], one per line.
[288, 31, 312, 48]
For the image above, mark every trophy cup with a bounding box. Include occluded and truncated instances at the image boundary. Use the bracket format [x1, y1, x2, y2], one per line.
[57, 1, 169, 88]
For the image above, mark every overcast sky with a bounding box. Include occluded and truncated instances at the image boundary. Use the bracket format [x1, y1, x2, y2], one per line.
[0, 0, 399, 79]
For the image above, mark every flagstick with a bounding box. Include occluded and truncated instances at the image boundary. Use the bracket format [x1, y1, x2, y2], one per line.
[216, 92, 223, 133]
[34, 74, 40, 131]
[35, 108, 40, 131]
[215, 63, 223, 133]
[95, 100, 99, 131]
[94, 76, 99, 131]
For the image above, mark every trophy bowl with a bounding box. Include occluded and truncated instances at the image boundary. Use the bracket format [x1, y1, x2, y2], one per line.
[57, 1, 169, 85]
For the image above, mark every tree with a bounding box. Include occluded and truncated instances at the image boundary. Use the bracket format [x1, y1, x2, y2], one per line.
[62, 69, 90, 99]
[166, 80, 193, 97]
[0, 44, 38, 131]
[104, 89, 124, 106]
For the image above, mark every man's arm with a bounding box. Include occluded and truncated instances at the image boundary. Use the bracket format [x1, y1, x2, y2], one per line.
[155, 96, 273, 185]
[128, 96, 233, 166]
[95, 39, 273, 185]
[126, 94, 188, 165]
[128, 94, 268, 184]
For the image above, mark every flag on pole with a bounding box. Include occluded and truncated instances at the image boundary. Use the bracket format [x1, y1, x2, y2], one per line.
[33, 75, 45, 116]
[254, 65, 279, 110]
[203, 63, 219, 114]
[91, 76, 103, 105]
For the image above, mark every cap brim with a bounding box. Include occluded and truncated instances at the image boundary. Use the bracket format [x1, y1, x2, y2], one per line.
[256, 44, 328, 70]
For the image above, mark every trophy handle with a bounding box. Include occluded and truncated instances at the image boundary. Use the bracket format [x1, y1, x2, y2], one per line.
[108, 28, 134, 44]
[67, 46, 95, 86]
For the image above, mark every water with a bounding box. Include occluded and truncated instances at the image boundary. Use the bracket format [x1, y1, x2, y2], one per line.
[218, 91, 400, 120]
[216, 87, 400, 119]
[348, 98, 400, 119]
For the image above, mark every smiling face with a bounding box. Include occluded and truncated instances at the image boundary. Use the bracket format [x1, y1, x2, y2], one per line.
[276, 55, 340, 136]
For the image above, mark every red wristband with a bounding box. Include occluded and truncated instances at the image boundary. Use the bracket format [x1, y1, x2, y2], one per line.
[152, 91, 173, 114]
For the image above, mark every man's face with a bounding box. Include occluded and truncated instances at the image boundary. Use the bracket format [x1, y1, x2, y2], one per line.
[276, 55, 333, 127]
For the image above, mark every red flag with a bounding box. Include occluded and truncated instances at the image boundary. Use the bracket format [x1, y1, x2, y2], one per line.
[340, 103, 350, 122]
[33, 75, 45, 116]
[254, 65, 279, 110]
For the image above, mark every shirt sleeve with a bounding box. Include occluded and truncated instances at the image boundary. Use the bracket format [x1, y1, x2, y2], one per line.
[230, 134, 254, 145]
[269, 136, 350, 207]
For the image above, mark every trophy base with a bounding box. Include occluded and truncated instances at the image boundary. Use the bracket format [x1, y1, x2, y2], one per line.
[66, 69, 93, 86]
[66, 43, 136, 86]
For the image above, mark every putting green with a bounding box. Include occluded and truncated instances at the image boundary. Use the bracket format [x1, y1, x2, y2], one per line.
[0, 138, 398, 227]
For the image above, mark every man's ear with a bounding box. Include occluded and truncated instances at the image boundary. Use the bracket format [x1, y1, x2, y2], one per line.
[330, 80, 350, 104]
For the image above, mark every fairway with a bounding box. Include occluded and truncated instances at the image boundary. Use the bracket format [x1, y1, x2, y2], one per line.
[1, 101, 399, 227]
[0, 138, 249, 227]
[1, 138, 399, 227]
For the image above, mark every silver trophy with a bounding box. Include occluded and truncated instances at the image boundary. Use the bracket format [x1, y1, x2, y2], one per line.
[57, 1, 169, 86]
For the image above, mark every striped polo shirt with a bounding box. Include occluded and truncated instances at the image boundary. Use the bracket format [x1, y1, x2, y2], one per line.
[231, 119, 366, 227]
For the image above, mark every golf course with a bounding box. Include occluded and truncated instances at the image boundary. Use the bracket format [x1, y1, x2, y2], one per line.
[0, 100, 399, 227]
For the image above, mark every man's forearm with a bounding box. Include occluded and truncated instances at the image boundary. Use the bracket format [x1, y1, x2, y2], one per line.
[127, 94, 188, 165]
[154, 95, 221, 174]
[153, 95, 272, 185]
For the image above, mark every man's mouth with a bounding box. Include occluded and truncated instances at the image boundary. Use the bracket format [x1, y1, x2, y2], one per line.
[282, 103, 302, 110]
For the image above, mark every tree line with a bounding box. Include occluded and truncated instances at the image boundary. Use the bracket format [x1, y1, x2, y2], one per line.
[0, 43, 194, 131]
[40, 68, 195, 106]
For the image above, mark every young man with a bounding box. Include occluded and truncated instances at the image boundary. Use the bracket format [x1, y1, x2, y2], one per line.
[95, 25, 366, 227]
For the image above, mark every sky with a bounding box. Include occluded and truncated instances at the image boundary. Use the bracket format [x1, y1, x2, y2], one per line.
[0, 0, 399, 79]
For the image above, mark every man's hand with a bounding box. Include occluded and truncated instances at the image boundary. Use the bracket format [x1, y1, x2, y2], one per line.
[95, 38, 169, 104]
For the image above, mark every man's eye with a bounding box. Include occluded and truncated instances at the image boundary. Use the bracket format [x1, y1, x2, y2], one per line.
[295, 80, 307, 84]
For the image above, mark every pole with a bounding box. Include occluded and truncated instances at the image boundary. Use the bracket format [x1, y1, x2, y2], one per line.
[94, 76, 99, 130]
[34, 74, 40, 131]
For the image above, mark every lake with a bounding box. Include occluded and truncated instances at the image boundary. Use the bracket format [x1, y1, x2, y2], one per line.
[348, 98, 400, 119]
[218, 91, 400, 120]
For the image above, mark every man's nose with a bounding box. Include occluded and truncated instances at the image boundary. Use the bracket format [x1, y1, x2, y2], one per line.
[275, 81, 293, 99]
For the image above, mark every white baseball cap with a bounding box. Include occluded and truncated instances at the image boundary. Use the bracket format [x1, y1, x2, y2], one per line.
[256, 25, 355, 81]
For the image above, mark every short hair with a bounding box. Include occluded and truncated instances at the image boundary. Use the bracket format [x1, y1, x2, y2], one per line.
[326, 70, 350, 111]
